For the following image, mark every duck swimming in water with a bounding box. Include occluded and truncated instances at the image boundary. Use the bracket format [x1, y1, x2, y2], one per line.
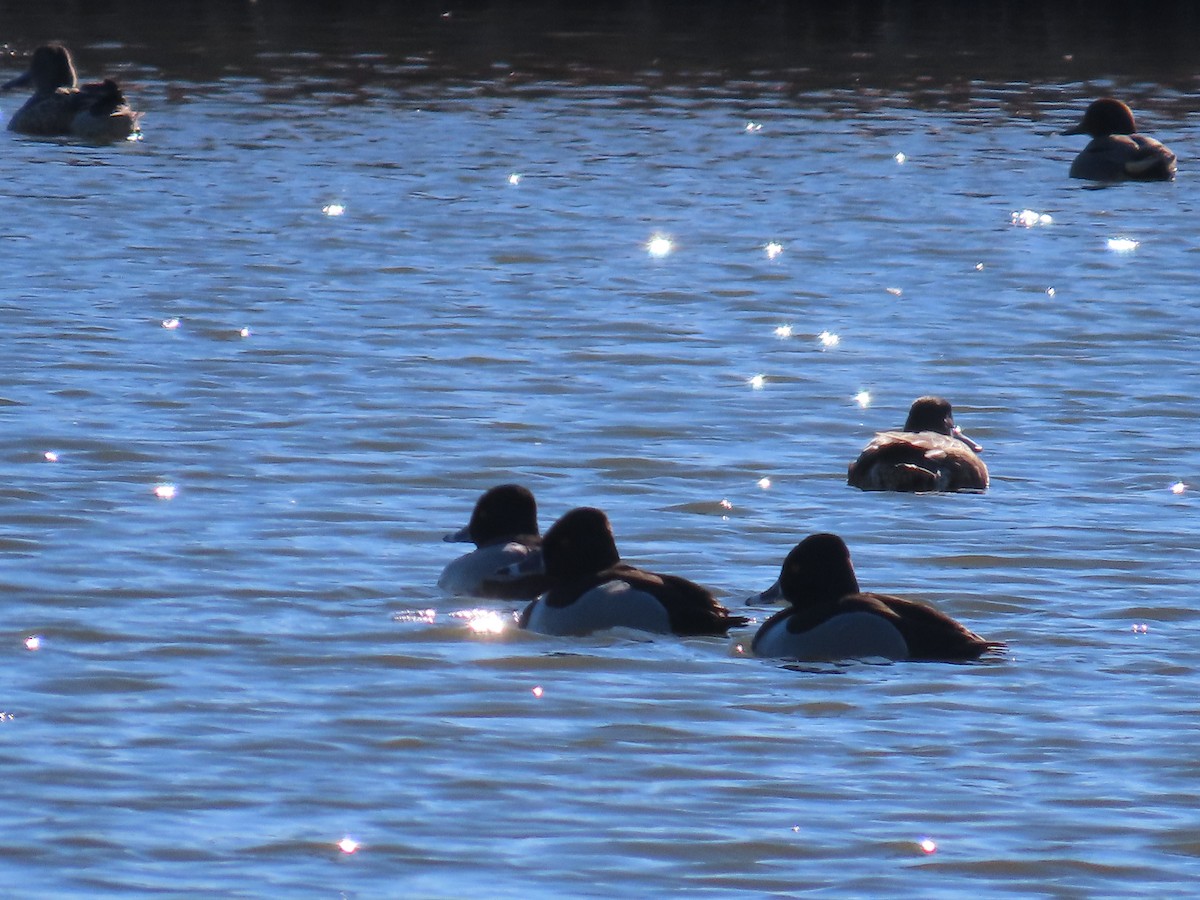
[438, 484, 551, 600]
[751, 533, 1004, 662]
[518, 506, 749, 637]
[848, 396, 988, 493]
[3, 44, 141, 140]
[1063, 98, 1175, 182]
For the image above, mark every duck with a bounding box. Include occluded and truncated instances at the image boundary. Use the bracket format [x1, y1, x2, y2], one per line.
[1063, 98, 1176, 182]
[3, 44, 141, 140]
[438, 484, 551, 600]
[847, 396, 988, 492]
[518, 506, 749, 637]
[751, 533, 1004, 662]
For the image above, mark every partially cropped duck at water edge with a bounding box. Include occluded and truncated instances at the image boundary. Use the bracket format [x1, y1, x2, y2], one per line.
[1063, 98, 1175, 182]
[516, 506, 748, 637]
[438, 484, 551, 600]
[3, 44, 141, 140]
[751, 534, 1004, 662]
[847, 396, 988, 493]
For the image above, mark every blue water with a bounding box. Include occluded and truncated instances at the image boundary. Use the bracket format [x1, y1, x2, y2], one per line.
[1, 6, 1199, 897]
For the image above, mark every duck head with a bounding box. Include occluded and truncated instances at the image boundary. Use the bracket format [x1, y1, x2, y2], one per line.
[3, 44, 78, 93]
[541, 507, 621, 580]
[904, 395, 983, 453]
[777, 534, 862, 607]
[443, 483, 539, 546]
[1063, 98, 1138, 138]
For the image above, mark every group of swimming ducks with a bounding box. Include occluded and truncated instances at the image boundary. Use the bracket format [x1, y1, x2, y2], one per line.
[0, 43, 1182, 183]
[440, 396, 1005, 663]
[2, 45, 1176, 658]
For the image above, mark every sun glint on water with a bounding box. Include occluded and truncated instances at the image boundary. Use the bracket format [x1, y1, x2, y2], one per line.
[647, 234, 673, 257]
[1012, 209, 1052, 227]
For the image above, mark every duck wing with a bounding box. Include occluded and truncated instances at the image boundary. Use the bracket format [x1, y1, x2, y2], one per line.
[617, 566, 748, 635]
[72, 78, 140, 140]
[848, 432, 987, 492]
[867, 593, 1004, 660]
[1071, 135, 1176, 182]
[1125, 134, 1176, 180]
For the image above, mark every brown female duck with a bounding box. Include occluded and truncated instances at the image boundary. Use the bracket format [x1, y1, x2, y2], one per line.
[3, 44, 140, 140]
[848, 396, 988, 492]
[1063, 98, 1175, 182]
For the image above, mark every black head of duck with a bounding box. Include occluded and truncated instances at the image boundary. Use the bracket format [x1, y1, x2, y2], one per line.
[4, 44, 78, 95]
[772, 533, 862, 607]
[1063, 98, 1175, 182]
[848, 396, 988, 493]
[539, 506, 621, 582]
[444, 483, 540, 548]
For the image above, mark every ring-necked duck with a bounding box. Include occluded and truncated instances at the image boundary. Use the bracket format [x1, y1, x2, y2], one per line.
[848, 396, 988, 492]
[1063, 98, 1176, 182]
[3, 44, 141, 140]
[751, 533, 1003, 662]
[518, 506, 748, 637]
[438, 484, 550, 600]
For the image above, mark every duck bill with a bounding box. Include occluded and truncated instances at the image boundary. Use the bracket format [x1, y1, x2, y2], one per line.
[952, 426, 984, 453]
[442, 525, 472, 544]
[2, 70, 31, 91]
[747, 578, 784, 604]
[496, 551, 545, 579]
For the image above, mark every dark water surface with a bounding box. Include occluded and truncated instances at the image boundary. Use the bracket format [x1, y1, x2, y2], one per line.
[2, 3, 1199, 897]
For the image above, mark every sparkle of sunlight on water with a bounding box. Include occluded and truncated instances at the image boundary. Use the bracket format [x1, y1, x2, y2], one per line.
[1, 3, 1200, 898]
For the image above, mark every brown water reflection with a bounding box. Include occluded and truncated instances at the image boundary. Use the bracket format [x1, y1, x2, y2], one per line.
[6, 0, 1200, 101]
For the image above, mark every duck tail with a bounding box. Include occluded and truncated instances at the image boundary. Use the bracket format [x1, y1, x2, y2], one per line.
[724, 613, 751, 630]
[88, 79, 127, 116]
